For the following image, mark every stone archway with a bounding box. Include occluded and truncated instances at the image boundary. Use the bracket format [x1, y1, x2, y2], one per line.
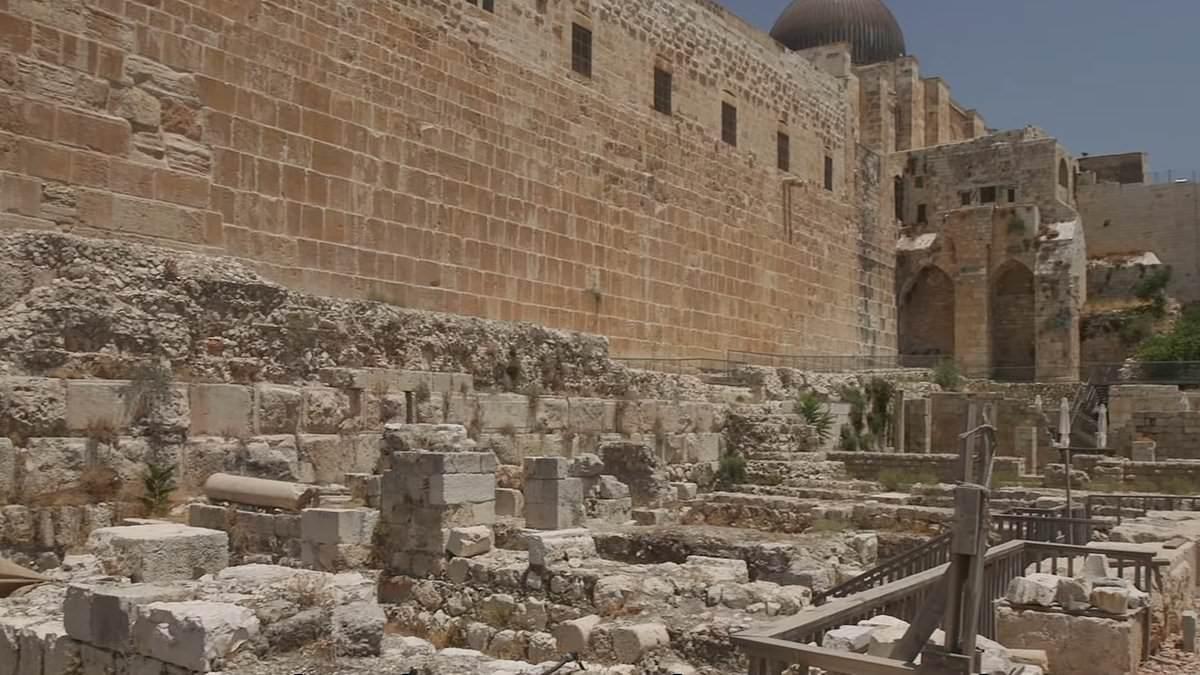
[991, 261, 1036, 381]
[899, 266, 955, 364]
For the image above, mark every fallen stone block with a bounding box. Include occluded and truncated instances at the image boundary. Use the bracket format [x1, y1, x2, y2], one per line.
[1090, 586, 1131, 614]
[611, 623, 670, 664]
[684, 556, 750, 584]
[187, 503, 228, 531]
[526, 529, 597, 568]
[671, 482, 698, 501]
[1009, 649, 1050, 669]
[264, 608, 330, 653]
[595, 475, 630, 500]
[867, 624, 909, 658]
[1082, 553, 1110, 579]
[333, 602, 386, 657]
[1005, 574, 1060, 607]
[133, 601, 260, 672]
[632, 508, 669, 526]
[569, 454, 605, 478]
[64, 583, 193, 651]
[1056, 576, 1091, 609]
[495, 488, 524, 517]
[429, 473, 495, 506]
[822, 624, 875, 653]
[88, 524, 229, 582]
[446, 526, 493, 558]
[554, 614, 601, 654]
[587, 496, 632, 523]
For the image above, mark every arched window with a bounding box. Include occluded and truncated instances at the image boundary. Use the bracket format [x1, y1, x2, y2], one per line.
[1059, 159, 1070, 189]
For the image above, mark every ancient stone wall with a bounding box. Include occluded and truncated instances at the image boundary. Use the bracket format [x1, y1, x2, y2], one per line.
[0, 0, 896, 359]
[827, 451, 1023, 484]
[1078, 180, 1200, 302]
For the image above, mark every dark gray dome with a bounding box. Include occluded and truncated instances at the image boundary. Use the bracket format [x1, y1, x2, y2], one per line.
[771, 0, 906, 65]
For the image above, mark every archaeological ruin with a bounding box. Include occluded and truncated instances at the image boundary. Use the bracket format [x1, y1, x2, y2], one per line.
[0, 0, 1199, 674]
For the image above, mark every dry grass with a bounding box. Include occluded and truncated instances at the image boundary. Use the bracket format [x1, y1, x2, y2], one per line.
[283, 573, 335, 610]
[84, 417, 121, 446]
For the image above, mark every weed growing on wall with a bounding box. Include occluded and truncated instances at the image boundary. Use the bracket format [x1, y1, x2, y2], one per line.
[796, 392, 834, 444]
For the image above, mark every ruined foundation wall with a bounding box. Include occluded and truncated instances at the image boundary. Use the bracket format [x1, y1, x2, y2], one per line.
[0, 0, 896, 359]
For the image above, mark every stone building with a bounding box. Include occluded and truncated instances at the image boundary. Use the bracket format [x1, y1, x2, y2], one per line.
[0, 0, 1105, 375]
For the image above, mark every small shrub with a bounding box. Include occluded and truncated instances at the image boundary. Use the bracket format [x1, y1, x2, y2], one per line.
[717, 452, 747, 486]
[414, 381, 432, 404]
[284, 573, 335, 609]
[933, 360, 961, 391]
[140, 462, 177, 516]
[500, 422, 517, 439]
[1134, 268, 1172, 302]
[797, 392, 834, 444]
[79, 465, 121, 503]
[839, 424, 861, 452]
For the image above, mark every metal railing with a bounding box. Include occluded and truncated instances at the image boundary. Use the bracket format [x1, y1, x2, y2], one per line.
[1085, 493, 1200, 525]
[728, 350, 941, 372]
[736, 540, 1161, 674]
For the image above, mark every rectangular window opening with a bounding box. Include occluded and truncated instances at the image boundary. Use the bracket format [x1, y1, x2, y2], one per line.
[653, 68, 672, 115]
[960, 191, 973, 206]
[823, 155, 834, 191]
[981, 186, 997, 204]
[777, 132, 791, 172]
[1007, 188, 1017, 203]
[482, 0, 494, 11]
[917, 204, 928, 224]
[571, 24, 592, 78]
[721, 102, 738, 147]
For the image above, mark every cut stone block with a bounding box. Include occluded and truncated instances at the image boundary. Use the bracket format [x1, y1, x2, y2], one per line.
[189, 384, 252, 437]
[524, 477, 584, 530]
[1090, 586, 1131, 614]
[684, 556, 750, 584]
[610, 623, 670, 664]
[822, 624, 875, 653]
[526, 529, 597, 568]
[446, 526, 493, 558]
[12, 619, 78, 675]
[524, 456, 570, 480]
[300, 541, 372, 572]
[64, 379, 131, 432]
[1056, 577, 1092, 609]
[88, 524, 229, 582]
[187, 503, 229, 531]
[495, 488, 524, 517]
[554, 614, 600, 654]
[569, 453, 605, 478]
[254, 384, 302, 434]
[1082, 554, 1111, 579]
[671, 482, 698, 501]
[133, 601, 260, 671]
[64, 583, 193, 651]
[632, 508, 669, 526]
[429, 473, 495, 505]
[301, 508, 372, 546]
[383, 424, 473, 454]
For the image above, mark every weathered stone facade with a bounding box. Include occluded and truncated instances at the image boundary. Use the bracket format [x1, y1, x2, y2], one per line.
[0, 0, 901, 359]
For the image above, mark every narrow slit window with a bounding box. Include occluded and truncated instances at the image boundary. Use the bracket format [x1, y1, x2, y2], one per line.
[823, 155, 834, 191]
[721, 102, 737, 147]
[1007, 188, 1017, 203]
[917, 204, 928, 224]
[777, 132, 791, 172]
[571, 24, 592, 78]
[960, 190, 973, 206]
[653, 68, 672, 115]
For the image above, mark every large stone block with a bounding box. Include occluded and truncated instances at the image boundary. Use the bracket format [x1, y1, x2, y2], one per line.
[684, 433, 721, 463]
[332, 602, 385, 657]
[0, 377, 67, 439]
[133, 602, 260, 672]
[477, 394, 530, 432]
[297, 434, 377, 484]
[0, 439, 16, 503]
[301, 508, 374, 546]
[65, 380, 132, 432]
[567, 398, 616, 434]
[64, 583, 193, 651]
[254, 384, 301, 434]
[495, 488, 524, 517]
[383, 425, 473, 454]
[524, 456, 569, 480]
[20, 437, 148, 502]
[301, 386, 353, 434]
[228, 434, 302, 482]
[16, 619, 79, 675]
[87, 524, 229, 582]
[524, 477, 584, 530]
[429, 473, 495, 505]
[446, 526, 493, 558]
[189, 384, 252, 437]
[554, 614, 600, 654]
[526, 529, 596, 568]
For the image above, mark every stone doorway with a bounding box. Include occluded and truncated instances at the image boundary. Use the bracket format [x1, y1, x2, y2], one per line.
[899, 266, 955, 365]
[991, 261, 1036, 381]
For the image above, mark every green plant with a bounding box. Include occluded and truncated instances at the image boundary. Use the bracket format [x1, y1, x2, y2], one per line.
[932, 360, 962, 391]
[1118, 313, 1156, 346]
[839, 424, 861, 451]
[1134, 268, 1172, 302]
[717, 452, 747, 486]
[1138, 304, 1200, 363]
[140, 462, 177, 516]
[797, 392, 834, 444]
[414, 381, 432, 404]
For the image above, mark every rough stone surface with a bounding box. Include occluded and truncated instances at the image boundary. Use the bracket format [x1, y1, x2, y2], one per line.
[610, 623, 670, 664]
[133, 601, 260, 672]
[446, 526, 493, 558]
[332, 602, 386, 657]
[87, 524, 229, 582]
[526, 529, 597, 568]
[1006, 574, 1061, 607]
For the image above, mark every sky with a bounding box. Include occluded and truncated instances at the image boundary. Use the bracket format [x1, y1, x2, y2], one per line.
[719, 0, 1199, 176]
